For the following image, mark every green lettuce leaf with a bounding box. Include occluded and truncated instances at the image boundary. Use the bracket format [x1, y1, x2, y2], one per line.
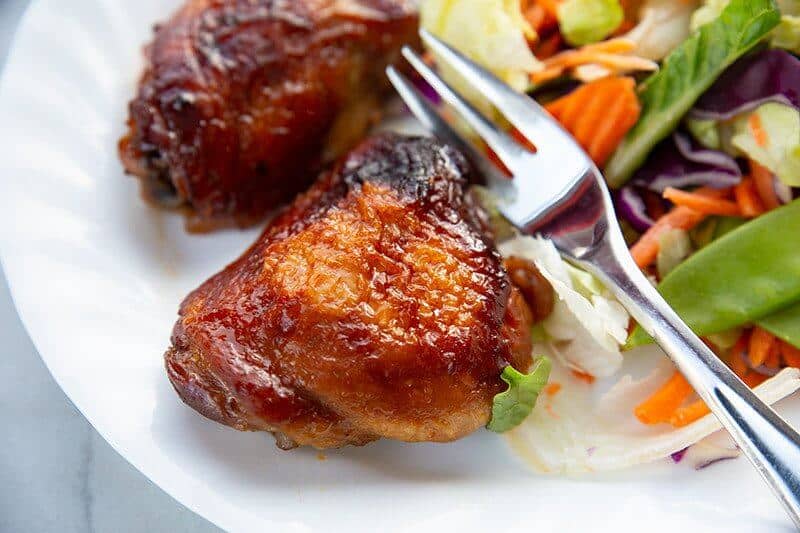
[557, 0, 624, 46]
[605, 0, 781, 187]
[692, 0, 800, 52]
[487, 358, 551, 433]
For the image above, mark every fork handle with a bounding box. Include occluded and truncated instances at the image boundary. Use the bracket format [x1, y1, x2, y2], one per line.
[581, 233, 800, 529]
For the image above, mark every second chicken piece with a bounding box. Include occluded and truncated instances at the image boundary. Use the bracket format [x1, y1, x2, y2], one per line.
[120, 0, 419, 231]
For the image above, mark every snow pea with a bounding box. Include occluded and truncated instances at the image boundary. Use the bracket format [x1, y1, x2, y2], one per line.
[628, 199, 800, 347]
[758, 302, 800, 348]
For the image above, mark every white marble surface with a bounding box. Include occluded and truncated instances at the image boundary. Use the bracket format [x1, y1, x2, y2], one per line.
[0, 1, 219, 530]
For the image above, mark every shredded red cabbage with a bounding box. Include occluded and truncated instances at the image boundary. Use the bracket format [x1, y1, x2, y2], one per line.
[690, 49, 800, 121]
[694, 450, 740, 470]
[615, 133, 742, 230]
[671, 448, 688, 463]
[411, 72, 442, 105]
[616, 187, 655, 232]
[631, 133, 742, 193]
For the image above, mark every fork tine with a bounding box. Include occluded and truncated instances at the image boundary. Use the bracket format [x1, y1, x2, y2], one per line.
[386, 66, 512, 192]
[419, 29, 568, 152]
[400, 46, 531, 175]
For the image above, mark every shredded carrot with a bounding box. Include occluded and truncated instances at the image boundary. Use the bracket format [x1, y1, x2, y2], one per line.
[522, 0, 560, 35]
[545, 382, 562, 396]
[485, 128, 537, 176]
[612, 18, 637, 36]
[731, 354, 750, 378]
[670, 400, 710, 428]
[522, 3, 548, 34]
[634, 371, 694, 425]
[533, 39, 651, 83]
[662, 187, 740, 216]
[484, 140, 512, 176]
[629, 206, 705, 268]
[730, 330, 751, 378]
[534, 32, 563, 60]
[581, 38, 637, 54]
[536, 0, 561, 19]
[584, 52, 658, 72]
[510, 127, 537, 153]
[642, 190, 667, 220]
[543, 38, 637, 67]
[781, 341, 800, 368]
[765, 341, 782, 369]
[748, 326, 777, 367]
[750, 159, 781, 210]
[571, 369, 596, 384]
[617, 0, 639, 32]
[488, 131, 530, 173]
[734, 178, 766, 218]
[743, 372, 768, 388]
[530, 65, 566, 84]
[728, 330, 770, 388]
[545, 76, 641, 166]
[544, 50, 657, 73]
[748, 113, 769, 148]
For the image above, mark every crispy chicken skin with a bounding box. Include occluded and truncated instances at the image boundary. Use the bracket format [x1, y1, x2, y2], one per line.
[166, 134, 534, 448]
[119, 0, 418, 231]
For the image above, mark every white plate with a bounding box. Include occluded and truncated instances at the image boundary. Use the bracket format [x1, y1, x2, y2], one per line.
[0, 1, 797, 531]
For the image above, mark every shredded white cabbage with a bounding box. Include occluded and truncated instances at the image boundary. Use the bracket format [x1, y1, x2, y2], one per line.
[686, 103, 800, 187]
[507, 344, 800, 473]
[730, 103, 800, 187]
[623, 0, 699, 60]
[420, 0, 542, 112]
[499, 236, 628, 378]
[689, 0, 729, 31]
[498, 235, 800, 473]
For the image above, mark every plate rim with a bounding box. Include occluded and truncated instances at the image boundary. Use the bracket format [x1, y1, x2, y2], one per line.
[0, 2, 796, 532]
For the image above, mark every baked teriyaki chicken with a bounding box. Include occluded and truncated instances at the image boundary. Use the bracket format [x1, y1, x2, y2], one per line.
[166, 134, 537, 449]
[119, 0, 418, 231]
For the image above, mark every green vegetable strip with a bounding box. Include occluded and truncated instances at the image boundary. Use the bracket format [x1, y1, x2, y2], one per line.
[758, 303, 800, 349]
[628, 199, 800, 347]
[605, 0, 781, 187]
[557, 0, 624, 47]
[487, 358, 551, 433]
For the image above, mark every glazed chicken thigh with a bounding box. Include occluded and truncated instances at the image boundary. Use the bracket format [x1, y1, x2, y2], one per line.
[166, 134, 535, 448]
[119, 0, 418, 231]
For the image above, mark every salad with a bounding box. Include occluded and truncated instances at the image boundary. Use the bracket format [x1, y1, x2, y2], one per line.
[420, 0, 800, 472]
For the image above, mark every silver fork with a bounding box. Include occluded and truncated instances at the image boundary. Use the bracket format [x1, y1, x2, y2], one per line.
[388, 29, 800, 527]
